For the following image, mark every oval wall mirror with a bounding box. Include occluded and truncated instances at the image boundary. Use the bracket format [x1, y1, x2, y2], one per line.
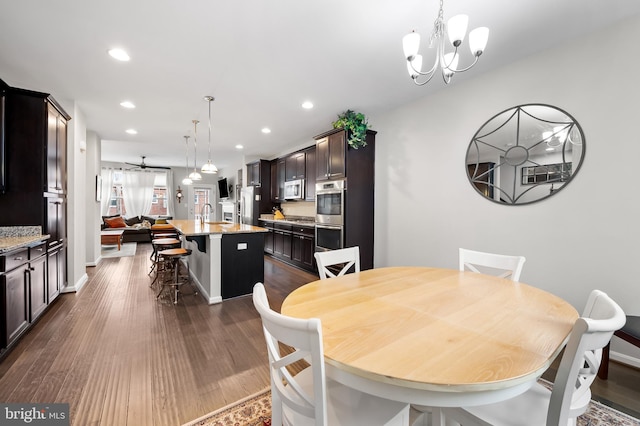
[466, 104, 585, 205]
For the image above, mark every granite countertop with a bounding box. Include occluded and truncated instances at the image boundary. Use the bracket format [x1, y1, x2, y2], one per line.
[168, 220, 268, 236]
[0, 226, 50, 254]
[258, 217, 316, 227]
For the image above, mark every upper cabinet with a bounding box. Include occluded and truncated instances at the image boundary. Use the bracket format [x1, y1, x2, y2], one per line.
[285, 152, 305, 181]
[246, 159, 270, 187]
[304, 147, 316, 201]
[2, 87, 70, 197]
[315, 130, 346, 181]
[270, 146, 317, 203]
[46, 104, 67, 194]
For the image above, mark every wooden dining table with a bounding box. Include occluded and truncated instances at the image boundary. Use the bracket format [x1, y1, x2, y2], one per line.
[281, 266, 579, 408]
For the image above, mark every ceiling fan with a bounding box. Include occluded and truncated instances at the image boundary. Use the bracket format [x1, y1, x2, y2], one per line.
[125, 156, 171, 170]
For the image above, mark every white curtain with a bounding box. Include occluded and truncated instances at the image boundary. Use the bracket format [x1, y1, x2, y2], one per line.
[165, 170, 175, 217]
[122, 171, 156, 218]
[100, 168, 114, 215]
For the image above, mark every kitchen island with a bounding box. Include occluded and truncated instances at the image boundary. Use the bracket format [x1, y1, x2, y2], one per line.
[168, 220, 267, 304]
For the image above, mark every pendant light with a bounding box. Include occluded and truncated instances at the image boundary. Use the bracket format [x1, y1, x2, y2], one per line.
[201, 95, 218, 174]
[188, 120, 202, 181]
[182, 135, 193, 185]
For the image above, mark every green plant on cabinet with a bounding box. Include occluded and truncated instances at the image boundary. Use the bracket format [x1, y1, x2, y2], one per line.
[332, 110, 370, 149]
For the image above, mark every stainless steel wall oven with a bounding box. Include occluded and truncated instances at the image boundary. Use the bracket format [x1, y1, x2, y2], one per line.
[315, 179, 345, 252]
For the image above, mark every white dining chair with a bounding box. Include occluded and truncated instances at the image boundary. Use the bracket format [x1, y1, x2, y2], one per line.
[314, 246, 360, 280]
[252, 283, 411, 426]
[459, 248, 526, 281]
[432, 289, 626, 426]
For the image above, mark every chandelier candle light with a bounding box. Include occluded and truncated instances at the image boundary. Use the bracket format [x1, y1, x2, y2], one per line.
[188, 120, 202, 181]
[403, 0, 489, 85]
[201, 95, 218, 174]
[182, 135, 193, 185]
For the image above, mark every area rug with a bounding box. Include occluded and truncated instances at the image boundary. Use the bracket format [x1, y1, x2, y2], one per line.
[101, 242, 137, 258]
[183, 388, 271, 426]
[183, 386, 640, 426]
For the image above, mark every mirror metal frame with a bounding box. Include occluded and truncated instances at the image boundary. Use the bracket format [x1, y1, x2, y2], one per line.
[466, 104, 586, 205]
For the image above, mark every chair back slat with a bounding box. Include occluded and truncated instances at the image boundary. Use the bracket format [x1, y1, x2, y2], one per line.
[314, 247, 360, 280]
[459, 248, 526, 281]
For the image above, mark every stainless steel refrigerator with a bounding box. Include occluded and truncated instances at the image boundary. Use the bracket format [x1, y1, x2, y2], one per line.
[240, 186, 257, 226]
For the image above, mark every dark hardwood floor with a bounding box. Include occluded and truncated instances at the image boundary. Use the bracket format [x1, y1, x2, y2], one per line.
[0, 243, 639, 425]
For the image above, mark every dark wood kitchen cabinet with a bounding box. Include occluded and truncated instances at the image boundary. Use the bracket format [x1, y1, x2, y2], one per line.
[262, 221, 315, 272]
[1, 241, 48, 354]
[314, 128, 376, 270]
[316, 130, 346, 181]
[291, 226, 315, 270]
[285, 152, 306, 181]
[1, 248, 29, 349]
[0, 83, 69, 352]
[47, 103, 67, 194]
[273, 223, 292, 260]
[304, 146, 316, 201]
[247, 159, 270, 187]
[28, 243, 48, 321]
[271, 158, 286, 202]
[259, 220, 275, 254]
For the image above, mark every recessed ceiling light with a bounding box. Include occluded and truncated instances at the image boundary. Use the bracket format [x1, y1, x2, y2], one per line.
[302, 101, 314, 109]
[108, 48, 130, 61]
[125, 129, 137, 135]
[120, 101, 135, 109]
[235, 144, 244, 150]
[261, 128, 271, 134]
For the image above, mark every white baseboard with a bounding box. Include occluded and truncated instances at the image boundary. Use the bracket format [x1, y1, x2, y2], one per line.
[61, 273, 88, 294]
[611, 350, 640, 370]
[181, 263, 221, 304]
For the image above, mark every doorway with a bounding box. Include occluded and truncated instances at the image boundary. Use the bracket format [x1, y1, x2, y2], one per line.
[187, 184, 215, 222]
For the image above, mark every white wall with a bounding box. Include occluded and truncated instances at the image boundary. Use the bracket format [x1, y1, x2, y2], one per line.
[59, 99, 88, 293]
[373, 16, 640, 362]
[86, 131, 101, 266]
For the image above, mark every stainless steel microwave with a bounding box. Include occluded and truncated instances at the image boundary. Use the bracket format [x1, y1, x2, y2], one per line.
[284, 179, 304, 200]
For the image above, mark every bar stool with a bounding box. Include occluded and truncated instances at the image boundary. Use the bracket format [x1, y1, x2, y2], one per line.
[156, 247, 194, 304]
[149, 237, 181, 284]
[151, 223, 179, 239]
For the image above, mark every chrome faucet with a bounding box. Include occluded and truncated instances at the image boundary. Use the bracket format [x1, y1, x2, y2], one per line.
[200, 203, 213, 225]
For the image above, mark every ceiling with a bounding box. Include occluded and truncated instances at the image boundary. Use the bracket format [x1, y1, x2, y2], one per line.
[1, 0, 639, 173]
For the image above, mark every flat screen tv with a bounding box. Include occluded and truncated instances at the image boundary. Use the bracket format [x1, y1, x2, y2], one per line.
[218, 177, 229, 199]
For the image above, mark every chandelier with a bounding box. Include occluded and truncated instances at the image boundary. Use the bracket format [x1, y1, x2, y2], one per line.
[188, 120, 202, 181]
[402, 0, 489, 86]
[201, 95, 218, 174]
[182, 135, 193, 185]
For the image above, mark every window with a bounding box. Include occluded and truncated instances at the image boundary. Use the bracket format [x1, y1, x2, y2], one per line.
[105, 171, 168, 217]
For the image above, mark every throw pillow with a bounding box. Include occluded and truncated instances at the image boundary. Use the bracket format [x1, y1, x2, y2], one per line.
[141, 220, 151, 228]
[125, 216, 141, 226]
[155, 218, 167, 224]
[104, 216, 127, 228]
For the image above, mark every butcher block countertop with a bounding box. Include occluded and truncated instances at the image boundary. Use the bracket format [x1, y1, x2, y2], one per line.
[168, 220, 267, 237]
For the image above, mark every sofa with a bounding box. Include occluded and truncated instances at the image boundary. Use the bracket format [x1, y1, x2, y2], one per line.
[101, 215, 173, 243]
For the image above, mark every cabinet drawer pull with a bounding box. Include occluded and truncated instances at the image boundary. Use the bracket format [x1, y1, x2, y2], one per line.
[13, 256, 24, 261]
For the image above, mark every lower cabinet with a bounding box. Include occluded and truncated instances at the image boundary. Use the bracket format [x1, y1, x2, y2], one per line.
[47, 245, 65, 303]
[292, 233, 315, 270]
[1, 242, 54, 356]
[29, 248, 48, 321]
[2, 264, 29, 348]
[260, 221, 316, 273]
